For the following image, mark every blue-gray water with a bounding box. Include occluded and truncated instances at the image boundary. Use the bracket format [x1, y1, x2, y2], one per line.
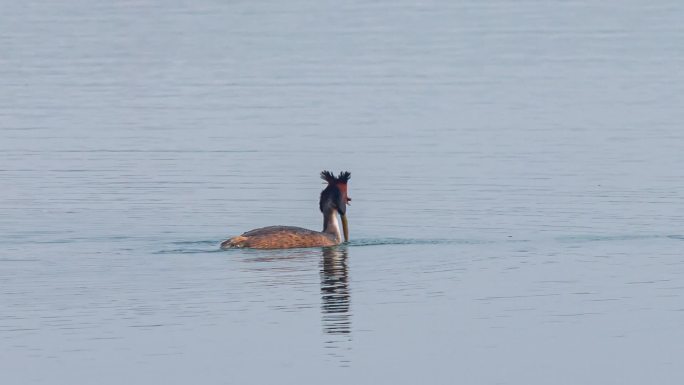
[2, 1, 684, 384]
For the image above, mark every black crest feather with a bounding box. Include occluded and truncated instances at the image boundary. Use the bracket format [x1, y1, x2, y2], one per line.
[320, 170, 351, 184]
[337, 171, 351, 183]
[320, 170, 337, 184]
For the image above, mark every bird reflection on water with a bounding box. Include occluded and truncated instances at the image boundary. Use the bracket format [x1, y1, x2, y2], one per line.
[237, 245, 353, 365]
[320, 246, 352, 364]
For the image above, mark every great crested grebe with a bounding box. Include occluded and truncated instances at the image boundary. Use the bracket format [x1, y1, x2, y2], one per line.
[220, 171, 351, 249]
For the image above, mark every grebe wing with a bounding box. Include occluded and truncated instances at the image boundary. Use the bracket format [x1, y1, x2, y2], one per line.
[223, 226, 337, 249]
[241, 226, 316, 237]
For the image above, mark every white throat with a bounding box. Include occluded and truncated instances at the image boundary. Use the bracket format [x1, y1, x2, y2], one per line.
[324, 210, 341, 241]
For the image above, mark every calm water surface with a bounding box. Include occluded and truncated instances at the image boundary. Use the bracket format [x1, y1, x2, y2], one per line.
[2, 1, 684, 384]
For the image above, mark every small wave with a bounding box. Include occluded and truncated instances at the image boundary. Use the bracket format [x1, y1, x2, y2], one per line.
[148, 238, 226, 254]
[155, 239, 224, 253]
[153, 247, 223, 254]
[159, 233, 683, 254]
[556, 234, 680, 243]
[160, 233, 684, 254]
[347, 238, 490, 247]
[159, 237, 488, 254]
[168, 240, 220, 246]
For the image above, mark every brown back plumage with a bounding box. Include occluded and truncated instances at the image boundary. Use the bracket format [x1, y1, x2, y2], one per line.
[220, 226, 338, 249]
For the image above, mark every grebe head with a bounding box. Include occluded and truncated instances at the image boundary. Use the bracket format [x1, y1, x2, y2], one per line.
[320, 170, 351, 242]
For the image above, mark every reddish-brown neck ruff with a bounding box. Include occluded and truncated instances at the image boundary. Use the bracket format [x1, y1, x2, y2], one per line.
[336, 182, 349, 202]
